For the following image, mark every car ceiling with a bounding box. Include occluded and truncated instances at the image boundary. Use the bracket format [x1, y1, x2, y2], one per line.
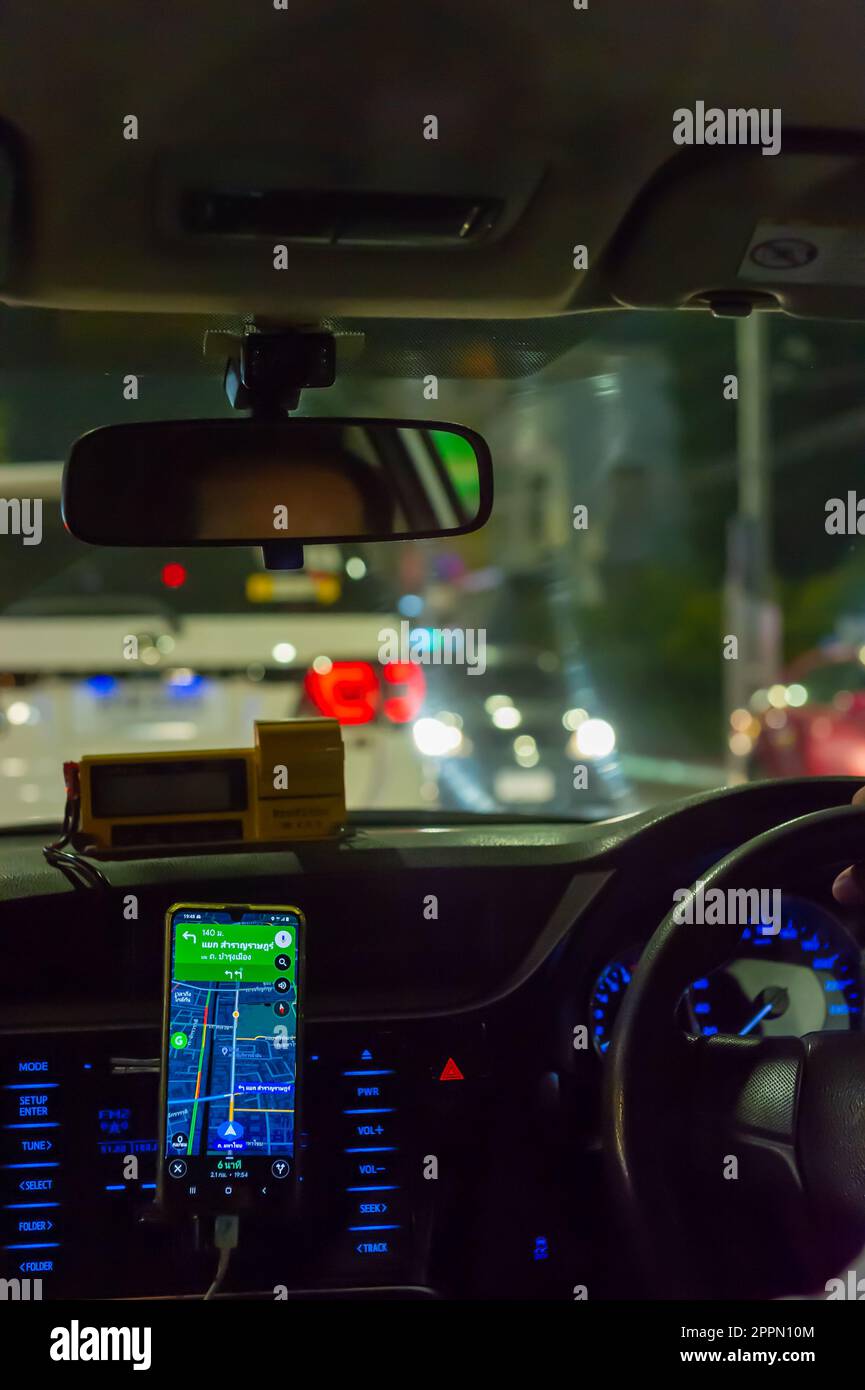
[2, 0, 865, 321]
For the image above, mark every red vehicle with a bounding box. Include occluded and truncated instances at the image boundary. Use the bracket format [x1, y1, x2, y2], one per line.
[751, 643, 865, 779]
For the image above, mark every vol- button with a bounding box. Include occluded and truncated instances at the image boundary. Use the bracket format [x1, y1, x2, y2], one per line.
[344, 1154, 400, 1185]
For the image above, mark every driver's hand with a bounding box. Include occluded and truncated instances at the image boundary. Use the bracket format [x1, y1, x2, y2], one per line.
[832, 785, 865, 904]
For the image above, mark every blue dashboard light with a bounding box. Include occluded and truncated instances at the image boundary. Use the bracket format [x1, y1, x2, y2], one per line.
[98, 1107, 131, 1135]
[688, 903, 861, 1038]
[592, 900, 860, 1056]
[3, 1082, 58, 1090]
[4, 1122, 59, 1130]
[347, 1223, 402, 1232]
[589, 957, 639, 1057]
[3, 1202, 60, 1210]
[3, 1241, 60, 1250]
[342, 1107, 396, 1116]
[342, 1068, 395, 1077]
[3, 1162, 59, 1170]
[344, 1146, 397, 1154]
[345, 1185, 399, 1193]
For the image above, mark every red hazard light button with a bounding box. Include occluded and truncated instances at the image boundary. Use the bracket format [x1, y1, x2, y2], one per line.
[438, 1057, 464, 1082]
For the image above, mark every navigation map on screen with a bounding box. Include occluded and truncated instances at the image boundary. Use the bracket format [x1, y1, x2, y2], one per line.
[165, 907, 300, 1161]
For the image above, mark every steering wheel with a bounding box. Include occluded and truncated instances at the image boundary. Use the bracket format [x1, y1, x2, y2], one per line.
[605, 803, 865, 1300]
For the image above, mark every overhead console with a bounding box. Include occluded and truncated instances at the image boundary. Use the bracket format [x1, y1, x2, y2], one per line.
[606, 133, 865, 321]
[165, 153, 517, 250]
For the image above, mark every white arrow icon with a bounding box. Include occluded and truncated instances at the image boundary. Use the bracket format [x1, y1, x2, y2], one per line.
[182, 931, 197, 944]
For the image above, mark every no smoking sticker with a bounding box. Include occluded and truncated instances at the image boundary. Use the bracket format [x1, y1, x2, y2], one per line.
[740, 221, 865, 285]
[749, 237, 818, 270]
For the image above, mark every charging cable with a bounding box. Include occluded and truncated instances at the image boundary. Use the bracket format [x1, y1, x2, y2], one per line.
[43, 760, 111, 890]
[203, 1213, 240, 1300]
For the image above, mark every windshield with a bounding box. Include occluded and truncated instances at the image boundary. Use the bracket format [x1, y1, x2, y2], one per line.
[1, 308, 861, 825]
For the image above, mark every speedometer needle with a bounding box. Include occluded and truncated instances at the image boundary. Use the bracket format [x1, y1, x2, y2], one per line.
[738, 1001, 774, 1037]
[738, 985, 789, 1037]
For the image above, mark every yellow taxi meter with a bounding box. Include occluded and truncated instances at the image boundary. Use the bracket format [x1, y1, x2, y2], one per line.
[78, 719, 345, 851]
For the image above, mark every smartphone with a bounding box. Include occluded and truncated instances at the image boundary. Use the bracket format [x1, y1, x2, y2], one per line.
[158, 901, 304, 1216]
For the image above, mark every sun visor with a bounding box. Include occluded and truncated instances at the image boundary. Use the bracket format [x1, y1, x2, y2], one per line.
[606, 135, 865, 321]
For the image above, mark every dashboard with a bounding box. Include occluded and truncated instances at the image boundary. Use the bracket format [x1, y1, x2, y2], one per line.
[589, 896, 862, 1057]
[1, 775, 863, 1301]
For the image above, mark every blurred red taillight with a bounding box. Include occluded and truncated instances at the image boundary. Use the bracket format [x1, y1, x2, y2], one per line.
[304, 661, 426, 726]
[304, 661, 379, 725]
[381, 662, 426, 723]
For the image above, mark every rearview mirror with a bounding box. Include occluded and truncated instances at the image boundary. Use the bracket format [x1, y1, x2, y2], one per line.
[62, 417, 492, 548]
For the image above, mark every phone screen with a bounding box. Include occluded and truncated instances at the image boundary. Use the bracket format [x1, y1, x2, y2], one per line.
[159, 902, 303, 1214]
